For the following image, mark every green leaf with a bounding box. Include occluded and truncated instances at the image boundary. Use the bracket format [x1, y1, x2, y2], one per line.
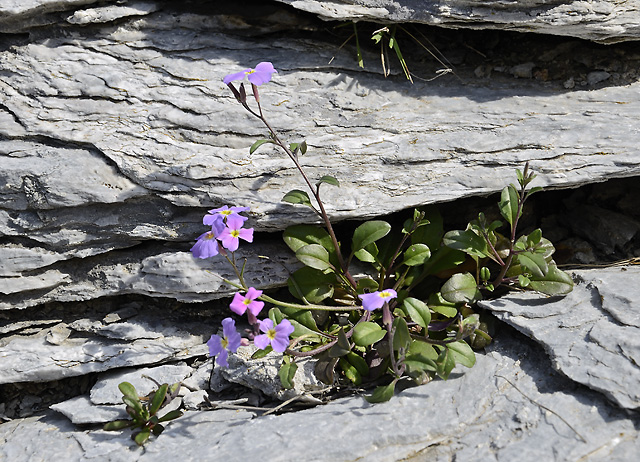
[134, 428, 152, 446]
[251, 345, 273, 359]
[434, 347, 456, 380]
[317, 175, 340, 187]
[278, 359, 298, 389]
[270, 307, 320, 340]
[290, 141, 308, 155]
[345, 351, 369, 377]
[249, 139, 273, 154]
[352, 322, 386, 347]
[498, 184, 520, 228]
[402, 297, 431, 329]
[157, 410, 183, 423]
[518, 274, 531, 287]
[103, 420, 133, 431]
[283, 224, 335, 254]
[287, 266, 335, 304]
[443, 229, 489, 259]
[151, 424, 165, 437]
[149, 383, 168, 416]
[339, 357, 362, 385]
[441, 273, 481, 304]
[352, 221, 391, 253]
[402, 244, 431, 266]
[404, 340, 437, 374]
[295, 244, 334, 271]
[364, 380, 397, 403]
[278, 305, 319, 332]
[517, 251, 548, 278]
[428, 292, 459, 318]
[447, 340, 476, 368]
[528, 263, 574, 295]
[392, 317, 411, 351]
[122, 396, 144, 417]
[282, 190, 313, 207]
[118, 382, 139, 402]
[354, 243, 378, 263]
[329, 328, 352, 358]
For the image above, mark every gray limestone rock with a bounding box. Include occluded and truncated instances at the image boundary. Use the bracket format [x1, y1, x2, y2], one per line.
[2, 329, 639, 461]
[275, 0, 640, 43]
[50, 395, 128, 424]
[2, 1, 640, 309]
[479, 266, 640, 410]
[0, 315, 208, 385]
[89, 363, 193, 405]
[222, 345, 326, 402]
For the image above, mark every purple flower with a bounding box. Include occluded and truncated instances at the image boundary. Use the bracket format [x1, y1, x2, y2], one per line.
[218, 216, 254, 252]
[190, 218, 226, 259]
[207, 318, 242, 367]
[254, 318, 294, 353]
[229, 287, 264, 317]
[204, 205, 249, 226]
[358, 289, 398, 311]
[223, 62, 277, 86]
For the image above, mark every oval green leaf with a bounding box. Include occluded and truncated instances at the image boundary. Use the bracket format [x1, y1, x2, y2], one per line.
[441, 272, 481, 304]
[282, 190, 312, 207]
[352, 220, 391, 253]
[352, 321, 386, 347]
[402, 297, 431, 328]
[402, 243, 431, 266]
[295, 244, 333, 271]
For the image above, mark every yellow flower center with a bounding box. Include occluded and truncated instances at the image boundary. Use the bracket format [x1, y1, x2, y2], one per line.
[379, 291, 392, 298]
[221, 337, 229, 349]
[267, 328, 277, 340]
[243, 298, 251, 306]
[230, 230, 240, 238]
[204, 232, 215, 240]
[221, 210, 232, 216]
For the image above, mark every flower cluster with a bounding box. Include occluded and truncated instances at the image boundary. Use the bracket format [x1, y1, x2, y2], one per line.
[192, 204, 295, 367]
[207, 286, 295, 366]
[191, 206, 253, 258]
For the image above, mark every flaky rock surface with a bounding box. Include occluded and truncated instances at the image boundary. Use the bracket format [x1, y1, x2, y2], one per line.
[2, 1, 640, 309]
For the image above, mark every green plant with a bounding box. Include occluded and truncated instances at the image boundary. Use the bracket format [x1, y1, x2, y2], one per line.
[192, 63, 573, 403]
[103, 381, 183, 446]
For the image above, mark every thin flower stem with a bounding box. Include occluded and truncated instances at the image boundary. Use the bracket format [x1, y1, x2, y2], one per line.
[259, 294, 356, 312]
[243, 99, 357, 292]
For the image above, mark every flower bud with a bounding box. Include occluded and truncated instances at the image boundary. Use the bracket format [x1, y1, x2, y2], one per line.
[252, 83, 260, 103]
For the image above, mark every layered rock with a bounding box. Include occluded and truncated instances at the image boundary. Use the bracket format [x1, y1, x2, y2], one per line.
[1, 1, 640, 309]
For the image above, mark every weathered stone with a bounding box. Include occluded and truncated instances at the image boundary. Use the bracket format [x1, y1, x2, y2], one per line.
[222, 345, 325, 402]
[0, 315, 207, 384]
[2, 329, 639, 461]
[479, 266, 640, 410]
[275, 0, 640, 43]
[50, 395, 128, 424]
[89, 363, 193, 404]
[1, 1, 640, 309]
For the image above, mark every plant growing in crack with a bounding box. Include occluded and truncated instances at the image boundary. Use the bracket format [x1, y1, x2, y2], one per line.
[192, 62, 573, 402]
[103, 381, 183, 446]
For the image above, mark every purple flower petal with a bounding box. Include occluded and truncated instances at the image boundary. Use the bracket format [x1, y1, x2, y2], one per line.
[270, 335, 290, 353]
[191, 231, 220, 259]
[253, 333, 270, 350]
[223, 69, 251, 85]
[229, 292, 248, 315]
[247, 62, 277, 86]
[275, 318, 295, 337]
[258, 318, 274, 333]
[207, 334, 223, 357]
[215, 348, 229, 367]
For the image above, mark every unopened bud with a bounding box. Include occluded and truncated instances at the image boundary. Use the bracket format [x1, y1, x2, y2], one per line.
[239, 83, 247, 104]
[252, 83, 260, 103]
